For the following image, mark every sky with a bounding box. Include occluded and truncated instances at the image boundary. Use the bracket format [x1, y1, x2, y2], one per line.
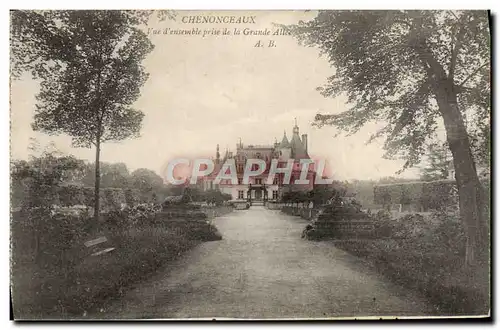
[10, 10, 422, 181]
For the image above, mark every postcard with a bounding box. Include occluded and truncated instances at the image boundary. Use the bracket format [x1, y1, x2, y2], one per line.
[10, 9, 491, 320]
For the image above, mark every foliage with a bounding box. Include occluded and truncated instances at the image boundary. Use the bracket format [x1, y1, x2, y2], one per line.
[11, 149, 170, 210]
[205, 190, 232, 205]
[348, 179, 378, 209]
[127, 204, 162, 226]
[174, 187, 232, 206]
[320, 198, 367, 221]
[286, 10, 489, 170]
[308, 182, 346, 206]
[280, 183, 349, 206]
[280, 191, 307, 204]
[334, 210, 487, 315]
[130, 168, 165, 192]
[103, 188, 124, 211]
[374, 179, 488, 211]
[57, 184, 86, 206]
[11, 209, 94, 317]
[11, 209, 218, 318]
[99, 163, 130, 188]
[377, 177, 410, 184]
[286, 10, 491, 266]
[11, 150, 84, 212]
[420, 142, 453, 181]
[11, 10, 156, 221]
[372, 211, 429, 238]
[374, 181, 424, 208]
[11, 11, 153, 148]
[124, 188, 139, 206]
[420, 180, 457, 211]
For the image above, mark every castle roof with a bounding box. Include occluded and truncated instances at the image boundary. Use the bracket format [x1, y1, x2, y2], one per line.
[290, 132, 309, 159]
[279, 131, 290, 148]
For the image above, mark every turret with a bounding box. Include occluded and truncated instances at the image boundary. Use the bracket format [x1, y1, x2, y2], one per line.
[302, 134, 308, 154]
[290, 118, 308, 159]
[279, 130, 290, 148]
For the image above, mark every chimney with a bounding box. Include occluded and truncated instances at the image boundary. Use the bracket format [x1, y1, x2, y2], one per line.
[302, 134, 308, 153]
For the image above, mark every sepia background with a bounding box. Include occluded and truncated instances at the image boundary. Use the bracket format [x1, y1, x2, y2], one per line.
[11, 10, 425, 181]
[9, 8, 491, 321]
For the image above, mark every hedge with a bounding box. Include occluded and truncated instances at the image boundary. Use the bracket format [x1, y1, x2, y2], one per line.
[374, 179, 490, 211]
[332, 211, 489, 315]
[14, 184, 148, 211]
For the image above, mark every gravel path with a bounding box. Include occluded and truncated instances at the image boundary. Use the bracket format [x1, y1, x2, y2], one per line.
[101, 206, 436, 319]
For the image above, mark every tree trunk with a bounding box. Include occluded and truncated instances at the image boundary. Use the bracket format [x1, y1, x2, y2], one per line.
[94, 139, 101, 225]
[435, 81, 489, 269]
[415, 36, 489, 269]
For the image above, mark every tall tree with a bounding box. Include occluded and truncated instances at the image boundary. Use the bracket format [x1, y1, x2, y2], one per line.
[287, 10, 490, 267]
[419, 142, 453, 181]
[11, 10, 154, 223]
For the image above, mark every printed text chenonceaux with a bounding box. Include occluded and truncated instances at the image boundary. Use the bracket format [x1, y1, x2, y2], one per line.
[181, 15, 257, 24]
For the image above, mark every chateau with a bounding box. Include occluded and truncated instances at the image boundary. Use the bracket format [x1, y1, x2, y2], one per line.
[199, 120, 316, 204]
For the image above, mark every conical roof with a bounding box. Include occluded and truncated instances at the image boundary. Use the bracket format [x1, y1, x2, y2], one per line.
[279, 131, 290, 148]
[290, 132, 308, 159]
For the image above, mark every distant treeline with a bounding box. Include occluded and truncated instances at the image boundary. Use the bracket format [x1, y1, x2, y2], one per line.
[11, 155, 234, 209]
[373, 179, 490, 211]
[11, 156, 178, 209]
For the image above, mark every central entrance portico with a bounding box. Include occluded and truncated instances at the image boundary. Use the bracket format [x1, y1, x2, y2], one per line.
[247, 183, 269, 205]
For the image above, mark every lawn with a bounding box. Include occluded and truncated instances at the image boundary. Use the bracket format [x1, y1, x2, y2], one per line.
[11, 207, 225, 319]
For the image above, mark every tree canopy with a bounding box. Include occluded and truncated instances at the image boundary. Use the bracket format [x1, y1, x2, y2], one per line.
[130, 168, 165, 192]
[287, 10, 490, 170]
[287, 10, 491, 267]
[10, 10, 160, 221]
[11, 11, 154, 147]
[419, 142, 453, 181]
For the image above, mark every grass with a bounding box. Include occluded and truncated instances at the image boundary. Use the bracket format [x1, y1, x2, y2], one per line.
[330, 212, 490, 316]
[11, 207, 226, 319]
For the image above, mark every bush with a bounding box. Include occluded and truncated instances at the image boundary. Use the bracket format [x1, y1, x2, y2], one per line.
[11, 211, 97, 317]
[102, 210, 131, 229]
[12, 208, 223, 318]
[320, 199, 368, 221]
[333, 211, 488, 315]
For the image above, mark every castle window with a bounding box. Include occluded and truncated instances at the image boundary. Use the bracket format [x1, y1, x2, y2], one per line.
[238, 190, 244, 199]
[272, 191, 279, 200]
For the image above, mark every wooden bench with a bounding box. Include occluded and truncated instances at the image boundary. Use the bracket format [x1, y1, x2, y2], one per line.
[84, 236, 115, 257]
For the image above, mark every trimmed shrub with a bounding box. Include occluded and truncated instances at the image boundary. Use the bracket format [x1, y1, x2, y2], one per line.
[332, 211, 489, 315]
